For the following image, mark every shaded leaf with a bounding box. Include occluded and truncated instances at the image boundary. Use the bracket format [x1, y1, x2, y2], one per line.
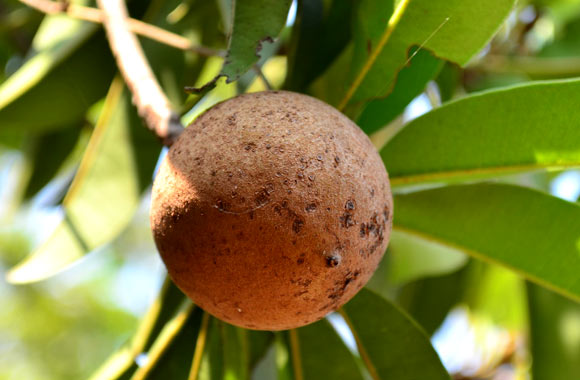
[528, 283, 580, 379]
[397, 267, 468, 336]
[394, 183, 580, 302]
[383, 79, 580, 187]
[285, 0, 354, 92]
[6, 79, 160, 284]
[289, 320, 364, 380]
[337, 0, 515, 109]
[23, 124, 82, 199]
[0, 14, 115, 132]
[341, 289, 449, 380]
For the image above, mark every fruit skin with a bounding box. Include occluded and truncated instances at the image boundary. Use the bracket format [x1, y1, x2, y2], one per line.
[151, 91, 392, 330]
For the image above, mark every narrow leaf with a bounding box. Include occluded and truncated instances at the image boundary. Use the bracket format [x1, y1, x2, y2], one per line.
[394, 183, 580, 302]
[338, 0, 515, 109]
[341, 289, 450, 380]
[6, 79, 159, 283]
[383, 79, 580, 186]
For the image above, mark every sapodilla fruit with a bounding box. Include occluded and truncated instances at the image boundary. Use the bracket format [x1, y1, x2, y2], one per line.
[150, 91, 393, 330]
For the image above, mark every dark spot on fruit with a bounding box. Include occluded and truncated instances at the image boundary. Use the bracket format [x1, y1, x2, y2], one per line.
[360, 223, 367, 237]
[215, 199, 230, 212]
[316, 154, 323, 161]
[297, 257, 305, 264]
[340, 212, 355, 228]
[334, 156, 340, 167]
[305, 203, 317, 212]
[210, 170, 217, 176]
[245, 142, 257, 151]
[293, 218, 304, 233]
[255, 191, 269, 206]
[308, 175, 315, 181]
[325, 254, 341, 267]
[345, 200, 355, 210]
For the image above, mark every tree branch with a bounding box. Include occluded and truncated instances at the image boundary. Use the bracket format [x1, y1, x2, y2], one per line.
[19, 0, 223, 57]
[97, 0, 183, 146]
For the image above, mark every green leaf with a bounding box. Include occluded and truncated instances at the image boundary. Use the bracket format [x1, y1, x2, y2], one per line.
[396, 268, 467, 336]
[338, 0, 515, 109]
[6, 79, 160, 284]
[341, 289, 450, 380]
[528, 283, 580, 379]
[462, 261, 527, 329]
[285, 0, 354, 92]
[394, 183, 580, 302]
[194, 0, 291, 91]
[0, 14, 115, 132]
[289, 320, 364, 380]
[22, 124, 83, 199]
[387, 229, 467, 285]
[219, 322, 249, 380]
[383, 79, 580, 187]
[357, 49, 442, 134]
[223, 0, 291, 80]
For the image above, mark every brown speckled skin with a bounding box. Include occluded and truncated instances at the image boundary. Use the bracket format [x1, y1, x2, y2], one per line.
[150, 91, 393, 330]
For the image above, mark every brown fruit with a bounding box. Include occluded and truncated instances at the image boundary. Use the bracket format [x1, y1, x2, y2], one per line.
[150, 91, 392, 330]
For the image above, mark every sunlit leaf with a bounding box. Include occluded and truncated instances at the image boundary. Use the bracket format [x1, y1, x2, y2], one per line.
[6, 79, 160, 284]
[383, 79, 580, 187]
[394, 183, 580, 302]
[341, 289, 450, 379]
[336, 0, 515, 109]
[528, 283, 580, 379]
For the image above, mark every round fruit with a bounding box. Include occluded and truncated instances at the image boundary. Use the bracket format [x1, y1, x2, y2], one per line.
[150, 91, 393, 330]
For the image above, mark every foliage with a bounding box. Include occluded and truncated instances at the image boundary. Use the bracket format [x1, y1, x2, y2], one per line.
[1, 0, 580, 379]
